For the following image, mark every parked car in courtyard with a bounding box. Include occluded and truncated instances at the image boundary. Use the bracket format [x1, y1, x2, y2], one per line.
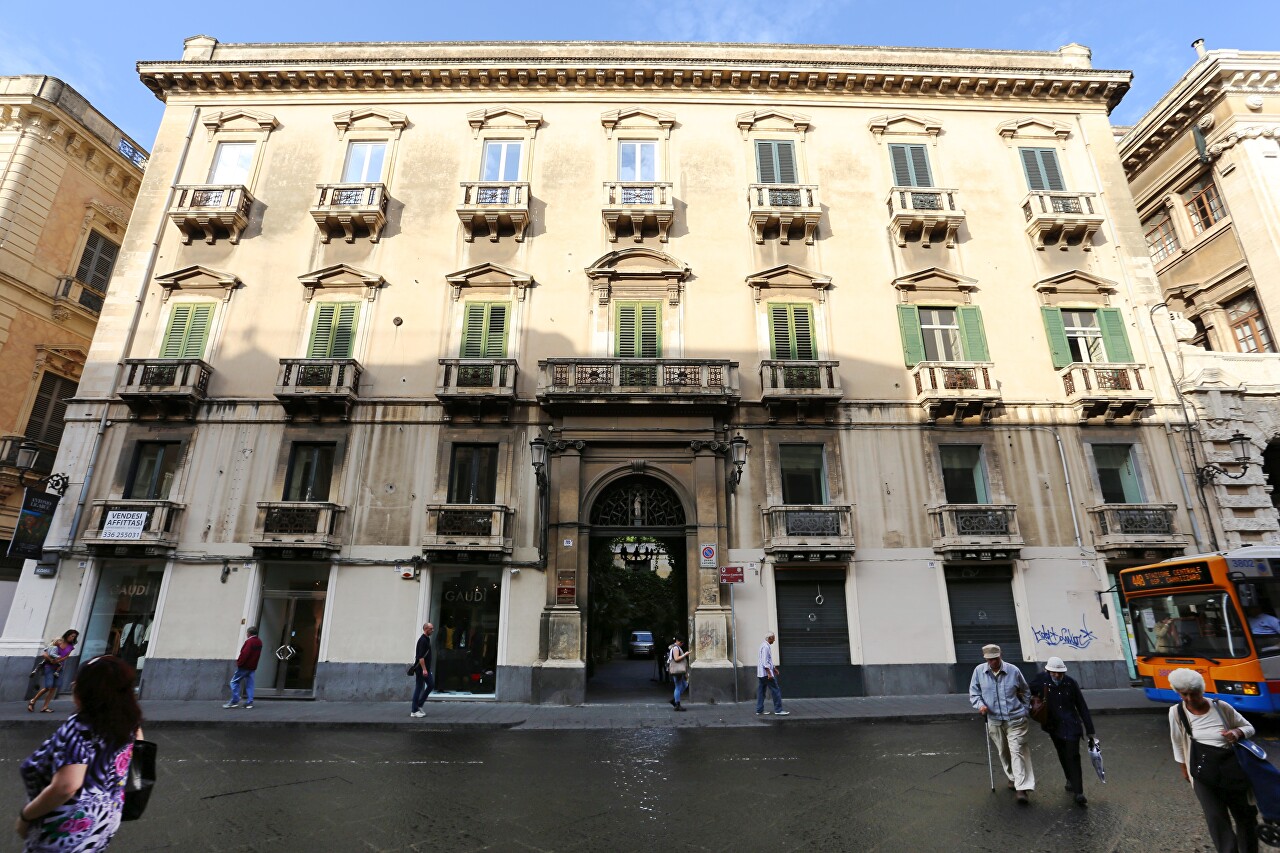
[628, 630, 655, 658]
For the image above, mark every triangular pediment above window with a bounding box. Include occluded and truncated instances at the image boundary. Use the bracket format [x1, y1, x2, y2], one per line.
[600, 107, 676, 138]
[892, 267, 978, 304]
[1033, 270, 1117, 306]
[746, 264, 832, 302]
[154, 265, 242, 303]
[467, 106, 544, 137]
[586, 247, 690, 304]
[997, 116, 1072, 141]
[297, 264, 386, 302]
[868, 112, 943, 141]
[332, 107, 408, 139]
[736, 109, 811, 137]
[445, 262, 534, 301]
[34, 343, 88, 381]
[201, 109, 278, 139]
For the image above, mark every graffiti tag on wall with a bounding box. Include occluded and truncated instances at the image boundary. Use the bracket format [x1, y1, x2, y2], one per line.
[1033, 616, 1098, 650]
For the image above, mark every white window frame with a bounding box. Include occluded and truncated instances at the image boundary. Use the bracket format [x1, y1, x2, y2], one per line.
[919, 307, 961, 362]
[482, 140, 524, 182]
[618, 139, 659, 182]
[1062, 309, 1105, 364]
[341, 141, 387, 183]
[207, 141, 256, 185]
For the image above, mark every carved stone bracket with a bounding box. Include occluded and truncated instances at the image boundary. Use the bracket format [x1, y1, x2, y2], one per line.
[547, 439, 585, 453]
[689, 440, 730, 454]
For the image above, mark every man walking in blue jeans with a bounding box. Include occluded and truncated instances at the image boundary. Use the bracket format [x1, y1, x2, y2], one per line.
[410, 622, 435, 718]
[755, 632, 790, 717]
[224, 626, 262, 710]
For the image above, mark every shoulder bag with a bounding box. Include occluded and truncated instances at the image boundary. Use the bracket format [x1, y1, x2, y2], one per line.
[1177, 701, 1250, 793]
[1029, 692, 1050, 728]
[667, 651, 688, 675]
[122, 739, 158, 821]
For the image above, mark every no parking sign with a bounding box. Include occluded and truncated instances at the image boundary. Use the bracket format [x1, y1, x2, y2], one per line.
[700, 544, 717, 568]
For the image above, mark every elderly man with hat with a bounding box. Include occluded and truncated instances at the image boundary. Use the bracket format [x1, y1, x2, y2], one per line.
[968, 643, 1036, 802]
[1030, 656, 1096, 807]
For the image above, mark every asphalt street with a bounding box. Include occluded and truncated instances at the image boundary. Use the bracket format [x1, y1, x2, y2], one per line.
[0, 714, 1263, 852]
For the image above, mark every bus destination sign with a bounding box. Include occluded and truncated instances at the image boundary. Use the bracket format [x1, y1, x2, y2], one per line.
[1122, 562, 1212, 594]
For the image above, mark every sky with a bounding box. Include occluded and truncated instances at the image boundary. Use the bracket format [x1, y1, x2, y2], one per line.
[2, 0, 1277, 150]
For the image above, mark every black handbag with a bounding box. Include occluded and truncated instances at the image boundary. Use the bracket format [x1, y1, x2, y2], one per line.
[1178, 703, 1251, 792]
[406, 663, 418, 677]
[122, 739, 157, 821]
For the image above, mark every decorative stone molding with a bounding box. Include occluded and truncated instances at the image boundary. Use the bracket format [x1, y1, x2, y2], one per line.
[1032, 270, 1117, 306]
[332, 107, 408, 140]
[585, 247, 690, 305]
[298, 264, 386, 302]
[0, 103, 144, 198]
[600, 107, 675, 139]
[445, 262, 534, 301]
[736, 109, 810, 138]
[201, 108, 279, 140]
[997, 116, 1072, 143]
[891, 267, 977, 304]
[32, 344, 87, 381]
[154, 265, 241, 303]
[746, 264, 832, 303]
[868, 112, 942, 143]
[467, 106, 543, 138]
[1205, 124, 1280, 160]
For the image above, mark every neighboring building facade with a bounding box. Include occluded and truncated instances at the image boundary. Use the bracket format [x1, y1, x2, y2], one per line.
[1, 37, 1204, 703]
[0, 77, 145, 635]
[1118, 42, 1280, 549]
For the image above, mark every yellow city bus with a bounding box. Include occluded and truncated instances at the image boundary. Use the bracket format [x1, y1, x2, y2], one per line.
[1120, 547, 1280, 714]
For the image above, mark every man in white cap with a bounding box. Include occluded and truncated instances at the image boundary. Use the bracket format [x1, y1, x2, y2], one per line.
[1030, 656, 1096, 807]
[968, 643, 1035, 803]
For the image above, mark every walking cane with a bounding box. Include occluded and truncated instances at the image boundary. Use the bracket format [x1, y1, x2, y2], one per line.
[982, 713, 994, 792]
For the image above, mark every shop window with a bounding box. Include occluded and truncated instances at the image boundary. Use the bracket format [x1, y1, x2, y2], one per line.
[1225, 291, 1275, 354]
[125, 442, 180, 500]
[447, 444, 498, 504]
[1091, 444, 1144, 504]
[23, 372, 77, 448]
[940, 445, 989, 504]
[780, 444, 826, 504]
[1183, 175, 1226, 234]
[82, 563, 164, 673]
[431, 569, 501, 696]
[341, 141, 386, 183]
[207, 141, 255, 185]
[283, 443, 335, 502]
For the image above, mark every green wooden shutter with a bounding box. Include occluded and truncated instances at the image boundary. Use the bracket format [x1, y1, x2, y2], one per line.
[309, 303, 360, 358]
[755, 141, 797, 184]
[792, 304, 815, 359]
[1021, 148, 1065, 192]
[1040, 306, 1072, 369]
[775, 142, 797, 183]
[638, 303, 660, 357]
[889, 144, 932, 188]
[160, 303, 214, 359]
[897, 305, 926, 367]
[616, 302, 637, 357]
[461, 303, 486, 358]
[182, 304, 213, 358]
[483, 303, 509, 358]
[755, 141, 777, 183]
[307, 304, 336, 358]
[955, 306, 990, 362]
[24, 372, 76, 446]
[160, 305, 193, 359]
[1097, 308, 1134, 363]
[769, 304, 816, 359]
[616, 301, 660, 357]
[75, 231, 119, 292]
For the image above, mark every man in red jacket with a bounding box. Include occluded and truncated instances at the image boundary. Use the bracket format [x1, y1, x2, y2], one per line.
[224, 626, 263, 709]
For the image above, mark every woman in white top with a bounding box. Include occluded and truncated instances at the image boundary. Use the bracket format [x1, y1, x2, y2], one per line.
[1168, 668, 1259, 853]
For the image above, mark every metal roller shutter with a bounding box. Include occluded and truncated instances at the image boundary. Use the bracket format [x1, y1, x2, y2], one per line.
[946, 579, 1023, 665]
[776, 571, 850, 665]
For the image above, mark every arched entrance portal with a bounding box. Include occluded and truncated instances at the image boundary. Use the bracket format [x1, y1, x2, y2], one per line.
[585, 475, 690, 703]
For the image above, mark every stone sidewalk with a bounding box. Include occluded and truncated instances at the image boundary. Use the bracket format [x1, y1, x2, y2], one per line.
[0, 688, 1160, 731]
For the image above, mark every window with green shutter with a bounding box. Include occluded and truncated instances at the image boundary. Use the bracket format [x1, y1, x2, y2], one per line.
[75, 231, 120, 294]
[615, 301, 661, 358]
[1020, 148, 1066, 192]
[1096, 307, 1134, 362]
[888, 144, 933, 188]
[897, 305, 926, 367]
[1041, 307, 1133, 367]
[768, 303, 817, 360]
[755, 140, 798, 184]
[955, 305, 990, 362]
[159, 303, 214, 359]
[23, 372, 77, 448]
[307, 302, 360, 359]
[460, 302, 510, 358]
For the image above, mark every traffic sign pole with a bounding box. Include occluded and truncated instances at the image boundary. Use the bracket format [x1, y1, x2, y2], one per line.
[730, 582, 738, 703]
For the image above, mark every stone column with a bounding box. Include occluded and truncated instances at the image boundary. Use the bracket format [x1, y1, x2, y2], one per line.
[537, 441, 585, 704]
[689, 443, 734, 702]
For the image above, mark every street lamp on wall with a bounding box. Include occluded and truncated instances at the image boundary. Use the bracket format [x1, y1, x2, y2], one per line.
[14, 441, 69, 496]
[530, 435, 548, 492]
[729, 434, 748, 490]
[1197, 431, 1254, 486]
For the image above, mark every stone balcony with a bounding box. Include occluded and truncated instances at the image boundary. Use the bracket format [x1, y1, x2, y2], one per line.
[310, 182, 388, 243]
[537, 358, 739, 410]
[1088, 504, 1187, 557]
[761, 505, 855, 558]
[55, 275, 105, 314]
[602, 181, 674, 242]
[118, 358, 212, 420]
[1060, 363, 1154, 423]
[759, 360, 842, 423]
[457, 181, 531, 242]
[274, 359, 362, 421]
[928, 504, 1024, 558]
[82, 499, 183, 551]
[251, 502, 345, 552]
[436, 359, 518, 422]
[886, 187, 965, 248]
[422, 504, 513, 556]
[911, 361, 1000, 424]
[1021, 190, 1103, 251]
[168, 184, 253, 244]
[747, 183, 821, 245]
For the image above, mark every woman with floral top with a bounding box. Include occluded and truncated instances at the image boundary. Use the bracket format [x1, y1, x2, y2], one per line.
[16, 655, 143, 852]
[28, 631, 78, 714]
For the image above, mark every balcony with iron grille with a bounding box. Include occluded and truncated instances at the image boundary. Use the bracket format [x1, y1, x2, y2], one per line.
[168, 184, 253, 245]
[0, 436, 55, 499]
[536, 359, 740, 410]
[251, 502, 345, 551]
[928, 504, 1024, 557]
[118, 358, 212, 420]
[1088, 504, 1187, 555]
[761, 505, 854, 556]
[82, 499, 183, 550]
[55, 275, 105, 315]
[601, 182, 675, 243]
[457, 181, 531, 242]
[1022, 191, 1103, 251]
[422, 504, 513, 555]
[1060, 363, 1154, 423]
[887, 187, 965, 248]
[310, 183, 388, 243]
[911, 361, 1000, 424]
[274, 359, 362, 421]
[759, 360, 843, 423]
[747, 184, 821, 245]
[436, 359, 518, 421]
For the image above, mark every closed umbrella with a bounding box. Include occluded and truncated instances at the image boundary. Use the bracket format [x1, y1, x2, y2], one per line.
[1088, 737, 1106, 783]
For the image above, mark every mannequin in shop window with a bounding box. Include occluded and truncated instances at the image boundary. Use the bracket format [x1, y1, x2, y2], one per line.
[116, 618, 151, 670]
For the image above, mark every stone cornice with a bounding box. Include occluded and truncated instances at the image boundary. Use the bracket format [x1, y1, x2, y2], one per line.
[0, 101, 145, 199]
[138, 56, 1129, 112]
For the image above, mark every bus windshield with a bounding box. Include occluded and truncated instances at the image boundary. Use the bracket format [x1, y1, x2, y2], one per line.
[1128, 591, 1250, 659]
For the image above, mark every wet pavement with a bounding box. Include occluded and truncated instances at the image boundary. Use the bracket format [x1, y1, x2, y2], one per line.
[0, 714, 1263, 851]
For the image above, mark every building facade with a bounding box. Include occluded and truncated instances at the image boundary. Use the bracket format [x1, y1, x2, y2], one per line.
[1118, 42, 1280, 550]
[0, 76, 145, 636]
[1, 38, 1205, 703]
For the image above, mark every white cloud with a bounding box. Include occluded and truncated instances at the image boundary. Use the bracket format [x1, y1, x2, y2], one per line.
[0, 27, 112, 104]
[641, 0, 852, 44]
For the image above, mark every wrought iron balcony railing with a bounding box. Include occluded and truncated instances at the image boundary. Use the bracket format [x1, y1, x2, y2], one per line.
[1060, 362, 1153, 423]
[1088, 504, 1186, 554]
[118, 358, 212, 420]
[274, 359, 362, 421]
[602, 181, 675, 242]
[168, 184, 253, 244]
[911, 361, 1000, 423]
[457, 181, 531, 242]
[537, 358, 740, 407]
[56, 275, 105, 314]
[759, 360, 843, 400]
[747, 183, 821, 245]
[436, 359, 518, 400]
[761, 505, 855, 553]
[310, 182, 389, 243]
[1021, 190, 1103, 251]
[253, 502, 344, 549]
[886, 187, 965, 248]
[929, 504, 1023, 556]
[422, 504, 513, 553]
